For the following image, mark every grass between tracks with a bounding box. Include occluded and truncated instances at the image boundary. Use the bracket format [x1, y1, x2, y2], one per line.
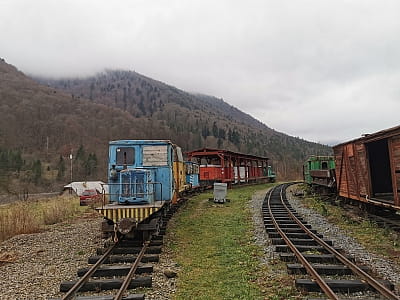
[0, 195, 88, 242]
[300, 185, 400, 264]
[166, 183, 303, 300]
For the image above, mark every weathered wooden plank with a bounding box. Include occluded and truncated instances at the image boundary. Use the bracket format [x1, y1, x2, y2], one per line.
[60, 277, 152, 292]
[50, 294, 145, 300]
[88, 254, 159, 264]
[296, 278, 394, 292]
[77, 264, 153, 277]
[288, 263, 369, 275]
[96, 246, 161, 255]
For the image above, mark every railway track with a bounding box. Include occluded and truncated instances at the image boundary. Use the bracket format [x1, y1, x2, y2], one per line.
[52, 201, 184, 300]
[304, 186, 400, 233]
[263, 183, 398, 299]
[365, 211, 400, 232]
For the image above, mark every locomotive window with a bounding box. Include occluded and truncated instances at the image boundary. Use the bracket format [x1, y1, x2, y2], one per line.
[116, 147, 135, 165]
[321, 162, 328, 169]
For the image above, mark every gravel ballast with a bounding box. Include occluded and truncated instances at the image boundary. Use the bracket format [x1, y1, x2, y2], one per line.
[0, 214, 178, 299]
[0, 215, 103, 299]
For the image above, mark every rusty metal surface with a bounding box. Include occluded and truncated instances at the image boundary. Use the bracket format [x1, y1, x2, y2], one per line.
[309, 170, 331, 178]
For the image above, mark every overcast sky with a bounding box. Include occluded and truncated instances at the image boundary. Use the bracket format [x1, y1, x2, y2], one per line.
[1, 0, 400, 145]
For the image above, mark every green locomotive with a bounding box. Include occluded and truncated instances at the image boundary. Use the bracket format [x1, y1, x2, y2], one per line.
[303, 155, 336, 188]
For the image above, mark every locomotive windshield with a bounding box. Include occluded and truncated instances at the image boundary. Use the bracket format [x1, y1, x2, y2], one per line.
[116, 147, 135, 165]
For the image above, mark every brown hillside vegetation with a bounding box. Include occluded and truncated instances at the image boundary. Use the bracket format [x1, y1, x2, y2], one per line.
[0, 58, 331, 194]
[37, 70, 332, 168]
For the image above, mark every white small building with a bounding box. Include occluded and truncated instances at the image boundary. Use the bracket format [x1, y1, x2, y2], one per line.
[63, 181, 108, 196]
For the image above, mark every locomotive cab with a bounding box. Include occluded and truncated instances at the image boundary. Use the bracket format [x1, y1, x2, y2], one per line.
[97, 140, 176, 239]
[107, 141, 174, 204]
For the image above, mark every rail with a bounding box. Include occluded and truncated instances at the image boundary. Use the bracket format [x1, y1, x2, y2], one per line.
[114, 240, 150, 300]
[62, 241, 119, 300]
[267, 185, 338, 300]
[266, 183, 398, 300]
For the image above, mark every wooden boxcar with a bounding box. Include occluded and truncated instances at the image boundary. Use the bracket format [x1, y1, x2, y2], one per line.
[333, 125, 400, 210]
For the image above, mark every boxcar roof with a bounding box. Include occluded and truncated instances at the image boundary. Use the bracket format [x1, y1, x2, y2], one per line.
[333, 124, 400, 148]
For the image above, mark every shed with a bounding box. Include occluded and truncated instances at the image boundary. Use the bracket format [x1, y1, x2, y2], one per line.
[63, 181, 108, 196]
[333, 125, 400, 210]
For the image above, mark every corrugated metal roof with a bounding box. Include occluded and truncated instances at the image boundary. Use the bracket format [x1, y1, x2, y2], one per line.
[63, 181, 108, 196]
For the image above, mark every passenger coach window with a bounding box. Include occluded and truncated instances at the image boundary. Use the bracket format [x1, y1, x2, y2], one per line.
[116, 147, 135, 165]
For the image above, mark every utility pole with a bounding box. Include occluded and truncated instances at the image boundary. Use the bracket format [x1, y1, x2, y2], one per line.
[70, 153, 73, 183]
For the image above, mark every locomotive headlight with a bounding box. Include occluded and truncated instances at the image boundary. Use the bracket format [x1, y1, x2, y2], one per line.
[110, 165, 118, 181]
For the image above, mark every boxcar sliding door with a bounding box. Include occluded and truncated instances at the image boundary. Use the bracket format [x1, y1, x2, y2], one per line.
[389, 136, 400, 207]
[366, 139, 394, 202]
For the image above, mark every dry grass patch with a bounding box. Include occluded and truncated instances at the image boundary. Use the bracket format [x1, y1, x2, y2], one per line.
[0, 195, 87, 242]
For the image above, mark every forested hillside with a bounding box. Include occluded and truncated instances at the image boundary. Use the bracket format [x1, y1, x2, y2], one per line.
[37, 70, 332, 172]
[0, 58, 331, 194]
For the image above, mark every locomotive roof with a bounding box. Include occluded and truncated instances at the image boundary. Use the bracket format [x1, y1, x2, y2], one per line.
[109, 140, 173, 145]
[306, 155, 334, 161]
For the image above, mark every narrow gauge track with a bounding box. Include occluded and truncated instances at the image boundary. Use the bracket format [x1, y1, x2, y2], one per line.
[263, 183, 398, 300]
[52, 201, 184, 300]
[367, 213, 400, 232]
[305, 189, 400, 233]
[315, 194, 400, 233]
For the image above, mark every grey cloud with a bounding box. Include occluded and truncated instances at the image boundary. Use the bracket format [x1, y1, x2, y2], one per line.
[1, 0, 400, 145]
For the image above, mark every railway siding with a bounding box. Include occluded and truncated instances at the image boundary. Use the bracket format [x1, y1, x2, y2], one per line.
[287, 184, 400, 296]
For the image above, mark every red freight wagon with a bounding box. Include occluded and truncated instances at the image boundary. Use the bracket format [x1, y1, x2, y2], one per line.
[333, 125, 400, 210]
[186, 148, 270, 186]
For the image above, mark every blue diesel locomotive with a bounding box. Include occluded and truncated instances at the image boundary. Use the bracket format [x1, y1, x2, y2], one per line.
[97, 140, 185, 239]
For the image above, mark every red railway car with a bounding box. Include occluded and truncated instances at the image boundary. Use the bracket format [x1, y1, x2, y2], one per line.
[186, 148, 272, 186]
[333, 125, 400, 210]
